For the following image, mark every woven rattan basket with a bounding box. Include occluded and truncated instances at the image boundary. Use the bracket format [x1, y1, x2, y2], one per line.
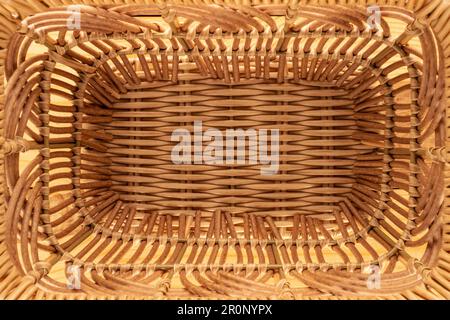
[0, 0, 449, 300]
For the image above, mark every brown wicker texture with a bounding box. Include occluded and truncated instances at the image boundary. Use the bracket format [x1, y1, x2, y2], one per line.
[0, 0, 449, 300]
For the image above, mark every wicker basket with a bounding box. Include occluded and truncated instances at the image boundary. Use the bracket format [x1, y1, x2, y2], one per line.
[0, 0, 449, 300]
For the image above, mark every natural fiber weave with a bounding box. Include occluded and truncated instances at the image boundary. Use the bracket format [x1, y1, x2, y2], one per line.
[0, 0, 449, 300]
